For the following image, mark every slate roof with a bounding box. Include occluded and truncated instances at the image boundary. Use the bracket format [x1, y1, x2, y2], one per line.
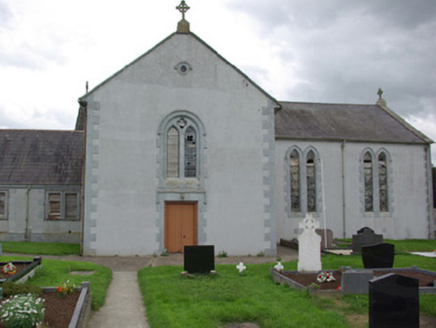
[275, 101, 432, 144]
[0, 130, 84, 185]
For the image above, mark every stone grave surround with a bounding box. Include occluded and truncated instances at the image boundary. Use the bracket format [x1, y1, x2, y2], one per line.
[369, 273, 419, 328]
[297, 214, 322, 272]
[352, 227, 383, 254]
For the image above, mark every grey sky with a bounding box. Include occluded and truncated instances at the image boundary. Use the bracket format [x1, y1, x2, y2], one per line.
[0, 0, 435, 162]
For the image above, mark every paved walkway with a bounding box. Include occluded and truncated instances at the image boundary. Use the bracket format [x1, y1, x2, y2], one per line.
[88, 271, 149, 328]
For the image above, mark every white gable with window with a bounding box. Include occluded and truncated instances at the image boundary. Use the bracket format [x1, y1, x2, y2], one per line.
[80, 31, 277, 256]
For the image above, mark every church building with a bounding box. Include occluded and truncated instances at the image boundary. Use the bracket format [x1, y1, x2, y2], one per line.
[0, 3, 434, 256]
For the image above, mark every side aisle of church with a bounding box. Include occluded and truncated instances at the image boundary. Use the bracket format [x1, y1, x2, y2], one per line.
[274, 101, 434, 242]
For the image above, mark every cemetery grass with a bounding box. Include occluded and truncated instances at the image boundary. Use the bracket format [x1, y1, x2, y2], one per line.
[0, 256, 112, 310]
[138, 263, 347, 328]
[139, 253, 436, 328]
[1, 241, 80, 255]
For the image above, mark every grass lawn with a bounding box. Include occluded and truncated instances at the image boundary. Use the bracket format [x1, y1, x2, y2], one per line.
[139, 264, 346, 328]
[139, 240, 436, 328]
[1, 241, 80, 255]
[0, 256, 111, 310]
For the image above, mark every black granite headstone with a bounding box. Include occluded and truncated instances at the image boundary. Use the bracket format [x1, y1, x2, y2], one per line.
[362, 243, 394, 269]
[369, 273, 419, 328]
[184, 245, 215, 274]
[352, 227, 383, 254]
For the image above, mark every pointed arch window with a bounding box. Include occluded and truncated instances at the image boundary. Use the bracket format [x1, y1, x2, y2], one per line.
[364, 152, 374, 212]
[290, 150, 300, 212]
[167, 127, 179, 177]
[378, 152, 388, 212]
[165, 117, 198, 178]
[306, 150, 316, 212]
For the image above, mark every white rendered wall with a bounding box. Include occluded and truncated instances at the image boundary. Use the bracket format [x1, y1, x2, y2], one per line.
[0, 188, 81, 243]
[82, 33, 276, 256]
[275, 139, 432, 241]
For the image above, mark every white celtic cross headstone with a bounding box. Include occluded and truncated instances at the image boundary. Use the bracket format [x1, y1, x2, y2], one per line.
[236, 262, 246, 274]
[297, 213, 322, 272]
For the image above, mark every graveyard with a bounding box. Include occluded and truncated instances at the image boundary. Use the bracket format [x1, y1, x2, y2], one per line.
[137, 247, 436, 328]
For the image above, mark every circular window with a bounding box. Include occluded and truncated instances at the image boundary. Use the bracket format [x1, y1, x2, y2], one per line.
[175, 62, 191, 75]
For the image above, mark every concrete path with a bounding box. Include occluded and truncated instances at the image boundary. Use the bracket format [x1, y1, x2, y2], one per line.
[87, 271, 149, 328]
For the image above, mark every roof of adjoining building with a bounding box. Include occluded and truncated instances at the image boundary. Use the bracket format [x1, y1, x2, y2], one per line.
[0, 130, 84, 185]
[275, 101, 433, 144]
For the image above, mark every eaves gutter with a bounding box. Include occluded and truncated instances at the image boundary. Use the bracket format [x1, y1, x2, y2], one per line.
[274, 136, 432, 145]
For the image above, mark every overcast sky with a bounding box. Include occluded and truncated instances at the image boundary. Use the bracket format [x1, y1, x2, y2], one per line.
[1, 0, 435, 163]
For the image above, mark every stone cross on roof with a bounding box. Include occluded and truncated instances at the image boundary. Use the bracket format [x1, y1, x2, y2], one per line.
[376, 88, 387, 107]
[377, 88, 383, 99]
[176, 1, 190, 20]
[176, 1, 191, 33]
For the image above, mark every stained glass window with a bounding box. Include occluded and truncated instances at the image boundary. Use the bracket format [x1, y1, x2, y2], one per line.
[185, 127, 197, 177]
[290, 150, 300, 212]
[306, 151, 316, 212]
[167, 127, 179, 177]
[364, 152, 374, 212]
[378, 153, 388, 212]
[0, 192, 6, 219]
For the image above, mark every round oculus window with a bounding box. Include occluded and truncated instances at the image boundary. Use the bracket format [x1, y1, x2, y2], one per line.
[175, 62, 191, 75]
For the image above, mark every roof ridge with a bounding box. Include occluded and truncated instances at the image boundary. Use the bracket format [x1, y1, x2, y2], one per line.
[0, 129, 83, 133]
[279, 100, 375, 107]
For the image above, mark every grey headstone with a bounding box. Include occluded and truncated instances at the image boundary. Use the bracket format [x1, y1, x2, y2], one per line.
[352, 227, 383, 254]
[369, 273, 419, 328]
[342, 270, 374, 295]
[315, 229, 333, 249]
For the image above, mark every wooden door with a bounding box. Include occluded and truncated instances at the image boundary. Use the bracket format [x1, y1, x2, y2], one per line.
[165, 202, 198, 253]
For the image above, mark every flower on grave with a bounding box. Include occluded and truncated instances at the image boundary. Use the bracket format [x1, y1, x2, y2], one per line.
[337, 286, 341, 290]
[316, 271, 336, 283]
[274, 262, 284, 272]
[2, 262, 17, 275]
[57, 280, 76, 298]
[236, 262, 246, 275]
[0, 294, 45, 327]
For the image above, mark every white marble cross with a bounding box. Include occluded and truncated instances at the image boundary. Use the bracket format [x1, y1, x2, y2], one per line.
[274, 262, 284, 272]
[236, 262, 246, 273]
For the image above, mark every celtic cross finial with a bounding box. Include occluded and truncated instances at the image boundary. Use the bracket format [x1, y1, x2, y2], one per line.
[176, 1, 190, 20]
[377, 88, 383, 99]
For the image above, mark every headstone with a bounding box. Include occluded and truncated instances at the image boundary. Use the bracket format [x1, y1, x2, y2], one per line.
[297, 213, 322, 272]
[362, 243, 395, 269]
[184, 245, 215, 274]
[369, 273, 419, 328]
[341, 270, 374, 294]
[352, 227, 383, 254]
[315, 229, 333, 249]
